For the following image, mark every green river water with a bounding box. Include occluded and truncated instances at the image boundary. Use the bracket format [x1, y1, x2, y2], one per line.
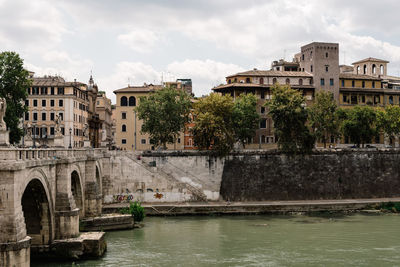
[33, 213, 400, 266]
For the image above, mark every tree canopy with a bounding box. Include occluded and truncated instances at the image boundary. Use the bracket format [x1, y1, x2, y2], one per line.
[191, 93, 235, 155]
[376, 105, 400, 146]
[266, 84, 314, 153]
[0, 52, 30, 144]
[136, 87, 191, 149]
[232, 93, 260, 148]
[339, 106, 377, 147]
[308, 91, 341, 148]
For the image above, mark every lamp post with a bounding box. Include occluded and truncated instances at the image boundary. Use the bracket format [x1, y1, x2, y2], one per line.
[69, 127, 72, 149]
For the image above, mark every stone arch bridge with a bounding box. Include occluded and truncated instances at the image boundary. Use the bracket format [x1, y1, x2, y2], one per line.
[0, 148, 110, 266]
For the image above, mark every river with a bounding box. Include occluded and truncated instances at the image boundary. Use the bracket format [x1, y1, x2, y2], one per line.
[33, 213, 400, 266]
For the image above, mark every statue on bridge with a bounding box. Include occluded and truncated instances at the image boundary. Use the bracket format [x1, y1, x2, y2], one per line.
[0, 97, 7, 131]
[54, 114, 62, 137]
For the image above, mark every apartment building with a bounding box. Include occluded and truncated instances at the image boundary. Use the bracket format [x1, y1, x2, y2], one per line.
[96, 91, 113, 148]
[113, 83, 185, 151]
[24, 73, 101, 148]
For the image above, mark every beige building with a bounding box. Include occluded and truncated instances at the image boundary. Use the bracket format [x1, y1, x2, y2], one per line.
[96, 91, 113, 147]
[113, 83, 184, 151]
[24, 73, 101, 148]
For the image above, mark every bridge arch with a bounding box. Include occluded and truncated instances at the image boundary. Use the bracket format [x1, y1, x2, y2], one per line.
[70, 165, 84, 218]
[20, 169, 54, 248]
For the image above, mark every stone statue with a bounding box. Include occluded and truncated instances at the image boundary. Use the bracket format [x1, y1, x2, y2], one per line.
[25, 123, 32, 141]
[83, 123, 89, 139]
[54, 114, 62, 136]
[0, 98, 7, 131]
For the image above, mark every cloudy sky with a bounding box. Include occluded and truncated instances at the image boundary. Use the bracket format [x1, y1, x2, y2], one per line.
[2, 0, 400, 103]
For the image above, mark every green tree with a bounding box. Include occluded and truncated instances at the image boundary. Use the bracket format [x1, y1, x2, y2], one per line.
[192, 93, 235, 155]
[0, 52, 30, 144]
[308, 91, 341, 148]
[266, 84, 314, 154]
[136, 87, 191, 149]
[376, 105, 400, 147]
[232, 94, 260, 148]
[340, 106, 377, 147]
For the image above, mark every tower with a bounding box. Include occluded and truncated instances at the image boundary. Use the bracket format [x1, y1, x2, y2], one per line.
[299, 42, 340, 101]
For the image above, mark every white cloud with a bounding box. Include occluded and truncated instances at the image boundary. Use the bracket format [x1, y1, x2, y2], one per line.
[25, 50, 93, 82]
[118, 29, 161, 53]
[167, 59, 244, 96]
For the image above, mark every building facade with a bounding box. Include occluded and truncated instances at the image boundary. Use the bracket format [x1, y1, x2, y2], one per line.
[24, 73, 101, 148]
[113, 84, 184, 151]
[213, 69, 314, 148]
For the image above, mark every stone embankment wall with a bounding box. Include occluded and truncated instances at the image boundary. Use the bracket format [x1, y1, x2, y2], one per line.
[103, 150, 400, 204]
[220, 150, 400, 201]
[102, 151, 224, 203]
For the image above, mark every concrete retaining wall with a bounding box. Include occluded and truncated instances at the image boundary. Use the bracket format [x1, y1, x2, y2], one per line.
[104, 150, 400, 204]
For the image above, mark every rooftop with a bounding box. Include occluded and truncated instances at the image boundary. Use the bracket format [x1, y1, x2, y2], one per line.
[226, 70, 312, 79]
[352, 57, 389, 65]
[113, 84, 163, 94]
[339, 73, 382, 81]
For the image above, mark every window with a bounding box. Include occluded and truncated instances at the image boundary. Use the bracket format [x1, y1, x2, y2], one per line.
[122, 112, 127, 119]
[141, 139, 146, 144]
[341, 79, 344, 87]
[320, 78, 325, 86]
[343, 95, 348, 103]
[260, 91, 265, 99]
[362, 81, 365, 88]
[285, 78, 290, 85]
[122, 139, 127, 144]
[330, 79, 334, 86]
[374, 95, 380, 104]
[389, 96, 394, 105]
[351, 95, 358, 105]
[260, 119, 267, 129]
[299, 79, 303, 86]
[363, 64, 367, 74]
[121, 96, 128, 106]
[361, 95, 365, 103]
[40, 87, 47, 95]
[325, 52, 329, 58]
[352, 80, 355, 87]
[325, 66, 329, 72]
[42, 99, 46, 107]
[42, 113, 46, 121]
[380, 65, 384, 75]
[122, 124, 126, 132]
[261, 107, 265, 114]
[97, 101, 100, 105]
[27, 88, 31, 95]
[33, 112, 38, 121]
[246, 78, 251, 83]
[50, 112, 55, 121]
[260, 78, 264, 84]
[50, 99, 54, 107]
[59, 100, 63, 107]
[51, 87, 54, 95]
[59, 113, 63, 120]
[50, 127, 54, 136]
[61, 127, 65, 135]
[228, 79, 231, 84]
[372, 64, 376, 74]
[310, 65, 313, 72]
[272, 78, 277, 84]
[178, 138, 181, 144]
[33, 99, 38, 107]
[25, 100, 29, 107]
[57, 87, 64, 95]
[372, 81, 375, 88]
[129, 96, 136, 106]
[25, 112, 29, 121]
[302, 54, 304, 60]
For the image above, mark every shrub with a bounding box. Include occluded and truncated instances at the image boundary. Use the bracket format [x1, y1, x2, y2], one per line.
[120, 201, 145, 222]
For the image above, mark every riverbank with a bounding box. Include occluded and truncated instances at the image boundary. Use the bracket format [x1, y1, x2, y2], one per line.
[102, 197, 400, 216]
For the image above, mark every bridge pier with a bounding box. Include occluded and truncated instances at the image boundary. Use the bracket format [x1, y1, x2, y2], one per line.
[84, 159, 102, 217]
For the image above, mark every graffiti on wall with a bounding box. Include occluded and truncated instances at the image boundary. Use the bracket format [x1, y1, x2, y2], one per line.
[113, 193, 135, 202]
[154, 192, 164, 199]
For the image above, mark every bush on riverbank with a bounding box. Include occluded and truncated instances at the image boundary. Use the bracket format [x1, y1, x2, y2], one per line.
[374, 202, 400, 213]
[120, 201, 145, 222]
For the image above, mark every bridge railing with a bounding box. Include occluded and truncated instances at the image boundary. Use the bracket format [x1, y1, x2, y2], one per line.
[0, 148, 95, 161]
